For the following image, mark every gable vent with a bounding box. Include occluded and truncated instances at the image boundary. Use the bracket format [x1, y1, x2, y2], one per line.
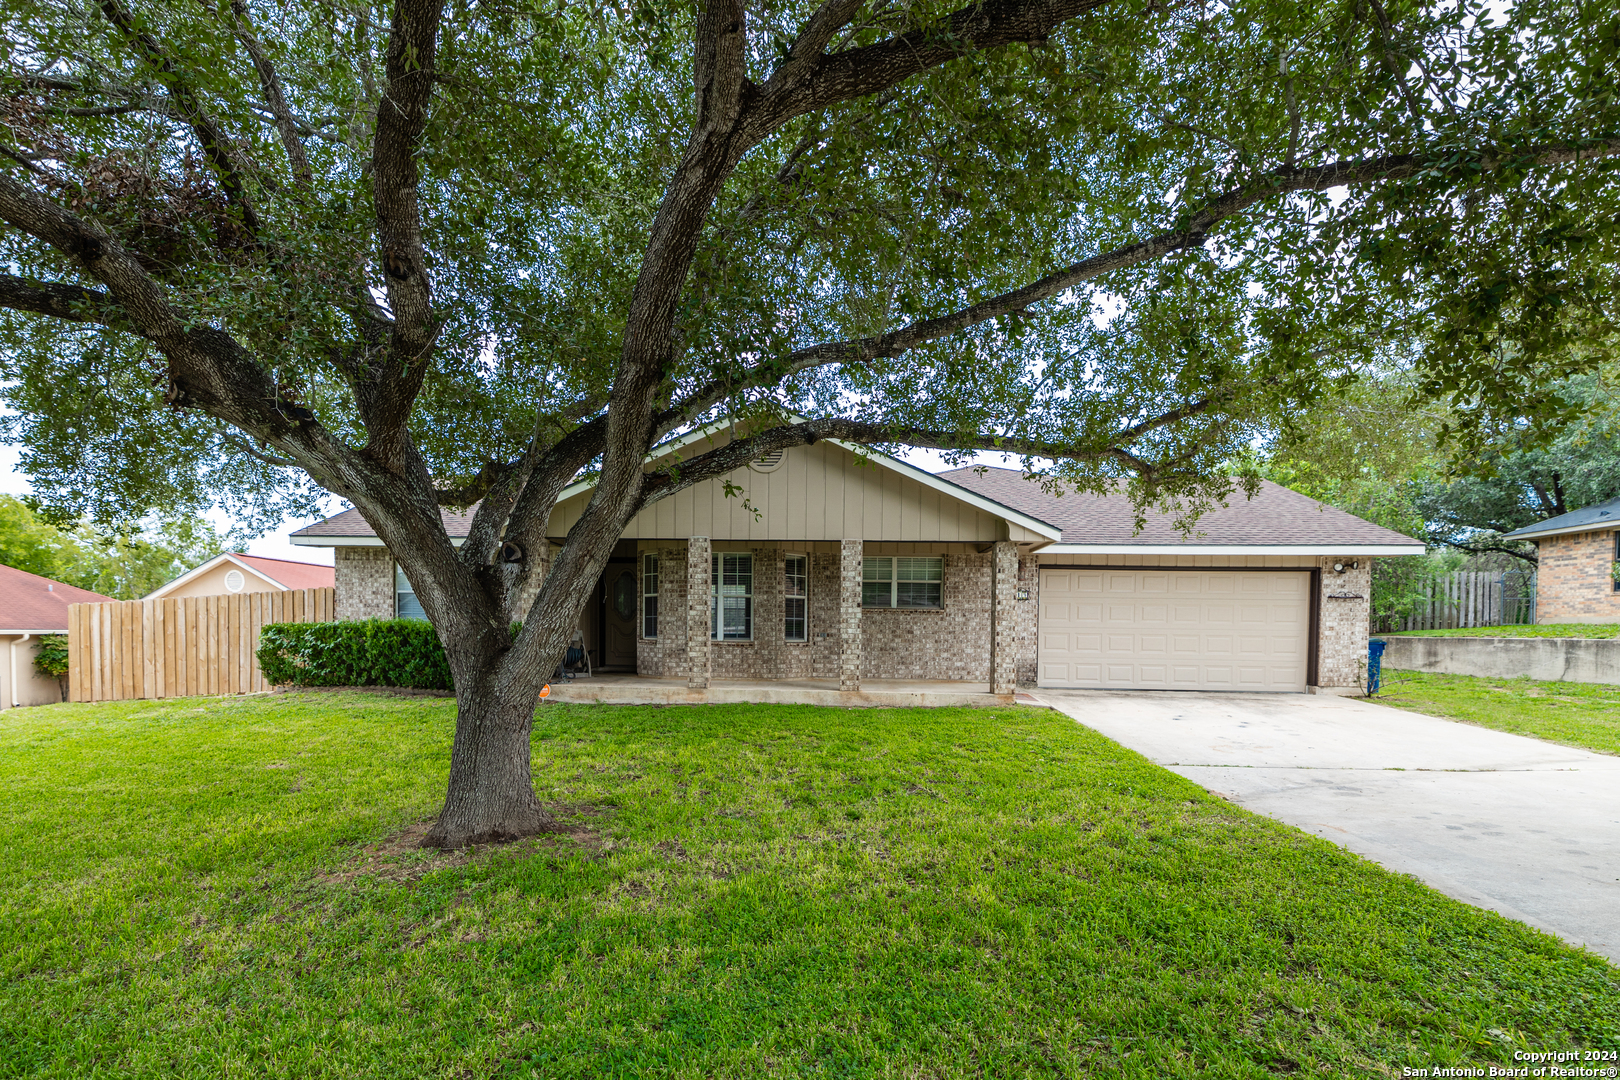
[749, 449, 786, 473]
[224, 569, 246, 593]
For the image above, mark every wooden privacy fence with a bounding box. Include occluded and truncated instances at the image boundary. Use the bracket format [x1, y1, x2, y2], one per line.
[1398, 571, 1533, 631]
[67, 587, 334, 703]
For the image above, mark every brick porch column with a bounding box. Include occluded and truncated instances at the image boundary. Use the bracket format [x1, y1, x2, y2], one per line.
[687, 537, 711, 689]
[839, 539, 862, 692]
[991, 540, 1017, 696]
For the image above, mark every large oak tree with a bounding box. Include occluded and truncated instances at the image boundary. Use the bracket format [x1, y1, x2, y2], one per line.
[2, 0, 1616, 845]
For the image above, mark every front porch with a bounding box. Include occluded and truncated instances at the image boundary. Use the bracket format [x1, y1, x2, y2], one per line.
[543, 673, 1030, 708]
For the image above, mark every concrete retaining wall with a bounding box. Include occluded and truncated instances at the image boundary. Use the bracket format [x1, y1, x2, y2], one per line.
[1381, 635, 1620, 685]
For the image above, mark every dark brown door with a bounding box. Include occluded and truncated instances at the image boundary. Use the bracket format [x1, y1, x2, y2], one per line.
[602, 566, 638, 670]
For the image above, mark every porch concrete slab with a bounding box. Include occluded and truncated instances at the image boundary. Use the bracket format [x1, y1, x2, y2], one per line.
[1036, 688, 1620, 963]
[544, 675, 1011, 708]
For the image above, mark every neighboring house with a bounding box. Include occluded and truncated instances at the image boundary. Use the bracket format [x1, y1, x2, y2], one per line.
[1503, 495, 1620, 623]
[290, 428, 1423, 694]
[0, 562, 112, 708]
[143, 552, 334, 601]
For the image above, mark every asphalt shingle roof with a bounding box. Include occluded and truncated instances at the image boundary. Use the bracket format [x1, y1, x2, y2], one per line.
[939, 468, 1422, 547]
[0, 563, 114, 632]
[290, 506, 477, 539]
[1502, 495, 1620, 541]
[289, 471, 1422, 549]
[231, 554, 334, 591]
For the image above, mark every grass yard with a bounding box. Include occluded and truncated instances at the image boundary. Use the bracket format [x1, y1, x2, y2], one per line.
[1371, 670, 1620, 756]
[1385, 624, 1620, 638]
[2, 694, 1616, 1079]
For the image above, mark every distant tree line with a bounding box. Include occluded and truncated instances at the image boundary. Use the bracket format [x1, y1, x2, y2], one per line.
[0, 495, 224, 599]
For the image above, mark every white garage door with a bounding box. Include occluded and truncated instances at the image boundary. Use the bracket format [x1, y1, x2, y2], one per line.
[1038, 569, 1311, 691]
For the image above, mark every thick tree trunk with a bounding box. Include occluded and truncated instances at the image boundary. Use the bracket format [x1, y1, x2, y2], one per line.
[421, 667, 554, 849]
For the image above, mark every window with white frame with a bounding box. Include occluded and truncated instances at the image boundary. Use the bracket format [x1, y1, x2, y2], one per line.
[643, 553, 659, 637]
[784, 555, 807, 641]
[395, 564, 427, 620]
[711, 552, 753, 639]
[862, 556, 943, 608]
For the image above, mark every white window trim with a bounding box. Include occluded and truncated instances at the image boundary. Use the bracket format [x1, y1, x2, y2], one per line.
[862, 555, 944, 609]
[784, 553, 808, 642]
[642, 553, 660, 639]
[711, 551, 754, 641]
[395, 562, 426, 620]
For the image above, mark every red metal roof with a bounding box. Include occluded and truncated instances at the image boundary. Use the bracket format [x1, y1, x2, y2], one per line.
[0, 563, 114, 632]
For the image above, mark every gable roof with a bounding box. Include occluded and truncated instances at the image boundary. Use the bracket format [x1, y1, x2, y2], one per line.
[144, 552, 335, 599]
[0, 563, 113, 633]
[940, 468, 1425, 554]
[290, 427, 1063, 547]
[1502, 495, 1620, 542]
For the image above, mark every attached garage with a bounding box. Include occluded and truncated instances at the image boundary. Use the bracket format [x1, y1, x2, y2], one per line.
[1037, 568, 1313, 691]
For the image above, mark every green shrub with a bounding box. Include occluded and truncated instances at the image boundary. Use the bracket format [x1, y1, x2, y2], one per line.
[257, 620, 453, 690]
[32, 633, 69, 702]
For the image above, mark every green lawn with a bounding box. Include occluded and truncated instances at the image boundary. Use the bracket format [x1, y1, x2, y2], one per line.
[1371, 670, 1620, 755]
[2, 694, 1615, 1079]
[1385, 623, 1620, 638]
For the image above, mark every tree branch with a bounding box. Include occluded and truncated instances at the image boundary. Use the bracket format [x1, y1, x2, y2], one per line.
[361, 0, 446, 467]
[746, 0, 1115, 139]
[658, 138, 1620, 436]
[229, 0, 315, 189]
[99, 0, 263, 237]
[637, 410, 1212, 508]
[0, 274, 124, 326]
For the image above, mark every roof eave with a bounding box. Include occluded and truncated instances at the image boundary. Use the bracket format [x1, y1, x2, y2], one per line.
[1039, 542, 1427, 556]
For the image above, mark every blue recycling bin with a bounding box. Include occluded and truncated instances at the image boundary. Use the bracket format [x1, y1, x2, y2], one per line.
[1367, 638, 1387, 696]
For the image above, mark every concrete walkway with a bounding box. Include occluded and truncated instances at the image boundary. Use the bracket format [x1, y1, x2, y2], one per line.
[1037, 689, 1620, 963]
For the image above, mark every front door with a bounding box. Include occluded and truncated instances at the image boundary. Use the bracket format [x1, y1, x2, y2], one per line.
[601, 563, 639, 670]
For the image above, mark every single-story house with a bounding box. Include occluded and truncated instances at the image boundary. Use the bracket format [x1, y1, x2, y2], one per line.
[143, 552, 334, 601]
[1503, 495, 1620, 623]
[290, 429, 1423, 695]
[1, 562, 112, 708]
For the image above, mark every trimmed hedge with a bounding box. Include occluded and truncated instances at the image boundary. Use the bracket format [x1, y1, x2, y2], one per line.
[257, 619, 453, 690]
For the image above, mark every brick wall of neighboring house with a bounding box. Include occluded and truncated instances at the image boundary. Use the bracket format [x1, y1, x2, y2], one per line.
[1317, 556, 1372, 689]
[335, 547, 394, 620]
[1536, 530, 1620, 623]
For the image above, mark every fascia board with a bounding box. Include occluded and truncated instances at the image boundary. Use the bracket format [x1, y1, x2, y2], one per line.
[2, 628, 70, 635]
[289, 535, 465, 548]
[1038, 543, 1426, 556]
[1501, 523, 1606, 541]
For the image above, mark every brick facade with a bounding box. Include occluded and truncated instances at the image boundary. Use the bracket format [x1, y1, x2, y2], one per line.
[1536, 530, 1620, 624]
[632, 540, 1009, 685]
[1316, 556, 1372, 690]
[334, 547, 394, 620]
[335, 539, 1380, 691]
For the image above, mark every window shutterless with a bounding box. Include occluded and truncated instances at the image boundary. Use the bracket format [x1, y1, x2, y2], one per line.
[643, 553, 659, 637]
[395, 564, 426, 620]
[711, 552, 753, 639]
[861, 556, 942, 608]
[784, 555, 807, 640]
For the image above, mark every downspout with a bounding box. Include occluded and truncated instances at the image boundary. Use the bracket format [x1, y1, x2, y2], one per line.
[9, 634, 29, 709]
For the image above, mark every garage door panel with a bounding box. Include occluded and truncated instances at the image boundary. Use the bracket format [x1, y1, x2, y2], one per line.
[1038, 569, 1310, 691]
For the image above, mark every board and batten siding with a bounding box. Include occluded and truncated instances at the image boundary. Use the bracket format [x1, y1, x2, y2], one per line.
[548, 440, 1041, 542]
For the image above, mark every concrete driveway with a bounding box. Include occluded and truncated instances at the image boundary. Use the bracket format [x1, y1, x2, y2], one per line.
[1037, 689, 1620, 963]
